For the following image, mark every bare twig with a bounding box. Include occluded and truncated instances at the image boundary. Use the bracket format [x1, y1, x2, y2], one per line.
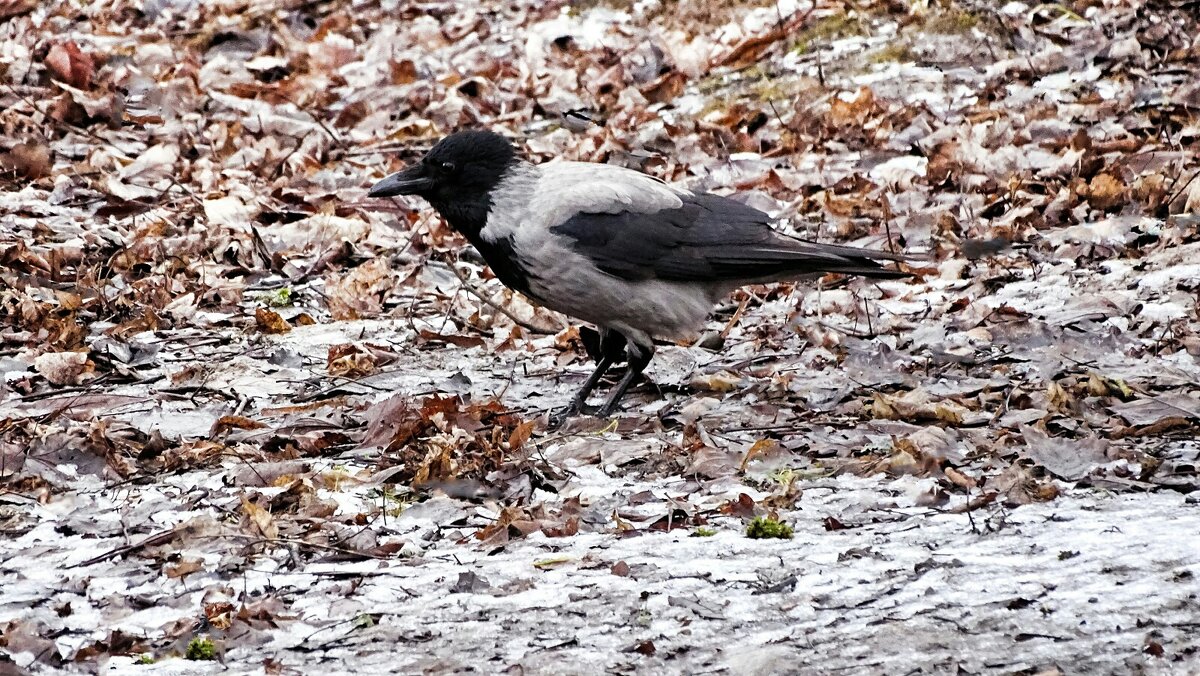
[444, 260, 563, 335]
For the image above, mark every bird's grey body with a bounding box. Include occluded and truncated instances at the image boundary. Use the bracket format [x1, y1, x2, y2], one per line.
[482, 161, 722, 350]
[367, 130, 907, 421]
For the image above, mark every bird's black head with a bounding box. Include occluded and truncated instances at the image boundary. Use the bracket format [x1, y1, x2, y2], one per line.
[367, 131, 518, 216]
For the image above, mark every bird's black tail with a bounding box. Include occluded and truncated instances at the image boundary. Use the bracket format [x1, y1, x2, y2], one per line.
[708, 237, 914, 282]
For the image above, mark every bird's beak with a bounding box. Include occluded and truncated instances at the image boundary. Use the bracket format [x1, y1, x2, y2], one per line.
[368, 164, 434, 197]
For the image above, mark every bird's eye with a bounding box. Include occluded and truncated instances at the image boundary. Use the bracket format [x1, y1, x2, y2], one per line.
[440, 161, 456, 172]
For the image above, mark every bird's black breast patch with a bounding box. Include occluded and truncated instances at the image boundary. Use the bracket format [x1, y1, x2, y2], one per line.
[430, 195, 538, 298]
[468, 234, 535, 296]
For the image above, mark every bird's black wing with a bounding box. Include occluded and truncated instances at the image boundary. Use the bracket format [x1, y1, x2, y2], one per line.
[550, 192, 907, 283]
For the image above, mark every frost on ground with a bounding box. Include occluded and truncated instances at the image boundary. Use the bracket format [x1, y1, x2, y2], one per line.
[1, 0, 1199, 674]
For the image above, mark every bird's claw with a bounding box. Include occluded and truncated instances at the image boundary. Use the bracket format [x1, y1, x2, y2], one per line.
[594, 401, 622, 418]
[547, 400, 598, 429]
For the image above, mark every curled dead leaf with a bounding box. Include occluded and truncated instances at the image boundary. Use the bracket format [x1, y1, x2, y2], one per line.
[739, 438, 781, 473]
[1046, 381, 1075, 415]
[641, 70, 687, 104]
[52, 83, 124, 127]
[327, 342, 399, 378]
[1082, 172, 1127, 211]
[325, 258, 396, 320]
[507, 420, 536, 450]
[714, 11, 807, 68]
[823, 516, 847, 531]
[867, 437, 943, 477]
[45, 41, 95, 89]
[33, 350, 95, 385]
[990, 461, 1060, 505]
[720, 493, 757, 519]
[0, 142, 51, 180]
[165, 558, 204, 580]
[255, 307, 291, 334]
[204, 601, 236, 630]
[827, 88, 879, 128]
[868, 389, 968, 425]
[417, 329, 485, 348]
[240, 497, 278, 540]
[944, 466, 978, 490]
[0, 0, 35, 20]
[209, 415, 267, 437]
[329, 350, 376, 378]
[689, 370, 741, 392]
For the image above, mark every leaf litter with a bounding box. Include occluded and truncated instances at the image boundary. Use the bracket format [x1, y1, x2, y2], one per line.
[2, 0, 1200, 673]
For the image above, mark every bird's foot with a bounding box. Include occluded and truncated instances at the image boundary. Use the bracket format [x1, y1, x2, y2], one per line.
[547, 400, 598, 429]
[594, 399, 624, 418]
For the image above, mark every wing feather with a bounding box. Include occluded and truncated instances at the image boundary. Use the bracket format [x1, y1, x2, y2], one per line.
[526, 162, 686, 227]
[550, 190, 907, 283]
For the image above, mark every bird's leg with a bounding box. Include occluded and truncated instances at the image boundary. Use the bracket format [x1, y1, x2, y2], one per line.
[572, 329, 627, 406]
[596, 340, 654, 417]
[572, 355, 614, 409]
[549, 329, 626, 426]
[581, 327, 628, 366]
[548, 355, 613, 427]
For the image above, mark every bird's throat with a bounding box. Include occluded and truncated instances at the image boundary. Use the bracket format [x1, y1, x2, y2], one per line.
[429, 198, 534, 297]
[431, 199, 490, 238]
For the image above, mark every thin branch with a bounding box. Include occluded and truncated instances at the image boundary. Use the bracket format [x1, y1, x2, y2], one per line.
[444, 261, 563, 335]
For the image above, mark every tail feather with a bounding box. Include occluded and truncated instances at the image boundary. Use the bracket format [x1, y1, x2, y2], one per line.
[707, 236, 913, 282]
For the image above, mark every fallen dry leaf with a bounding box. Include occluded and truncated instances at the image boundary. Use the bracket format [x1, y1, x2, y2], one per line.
[45, 41, 95, 89]
[240, 497, 279, 540]
[0, 0, 35, 20]
[868, 389, 968, 425]
[0, 142, 51, 179]
[33, 351, 94, 385]
[255, 307, 291, 334]
[1019, 424, 1108, 481]
[1083, 172, 1127, 211]
[326, 258, 396, 320]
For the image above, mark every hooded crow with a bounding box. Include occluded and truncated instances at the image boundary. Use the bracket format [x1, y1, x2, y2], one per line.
[368, 130, 907, 421]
